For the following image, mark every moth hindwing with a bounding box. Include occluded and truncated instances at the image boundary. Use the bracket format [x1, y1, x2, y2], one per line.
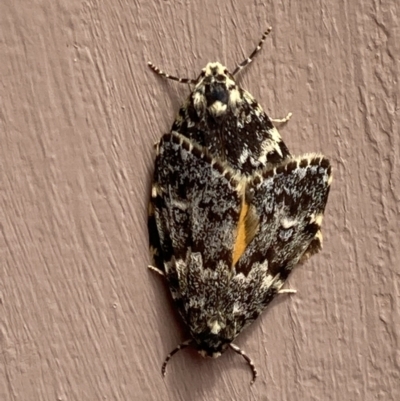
[147, 28, 332, 384]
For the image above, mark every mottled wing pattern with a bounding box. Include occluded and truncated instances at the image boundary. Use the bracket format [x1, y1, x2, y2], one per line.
[149, 132, 243, 305]
[229, 155, 332, 334]
[149, 136, 332, 350]
[170, 85, 324, 264]
[172, 88, 291, 175]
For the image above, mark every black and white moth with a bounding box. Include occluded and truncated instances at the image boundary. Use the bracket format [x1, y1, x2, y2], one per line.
[147, 28, 332, 384]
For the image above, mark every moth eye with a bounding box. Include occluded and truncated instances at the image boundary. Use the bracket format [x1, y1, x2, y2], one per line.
[223, 69, 229, 74]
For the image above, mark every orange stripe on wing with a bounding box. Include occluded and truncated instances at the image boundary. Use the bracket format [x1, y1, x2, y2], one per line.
[232, 201, 249, 266]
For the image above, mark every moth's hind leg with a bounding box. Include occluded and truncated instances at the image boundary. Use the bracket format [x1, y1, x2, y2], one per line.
[278, 288, 297, 295]
[270, 112, 292, 124]
[148, 201, 167, 276]
[148, 264, 165, 276]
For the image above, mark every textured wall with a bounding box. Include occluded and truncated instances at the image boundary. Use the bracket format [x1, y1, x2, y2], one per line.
[1, 1, 399, 400]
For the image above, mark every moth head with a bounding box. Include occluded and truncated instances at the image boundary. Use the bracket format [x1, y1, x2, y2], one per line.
[193, 62, 240, 117]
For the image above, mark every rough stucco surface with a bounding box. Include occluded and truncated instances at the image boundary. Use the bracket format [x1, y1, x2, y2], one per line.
[1, 0, 399, 400]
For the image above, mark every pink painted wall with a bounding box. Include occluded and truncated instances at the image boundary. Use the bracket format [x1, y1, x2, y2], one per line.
[1, 1, 399, 400]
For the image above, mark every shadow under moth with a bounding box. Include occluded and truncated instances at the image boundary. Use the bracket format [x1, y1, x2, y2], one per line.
[147, 27, 332, 384]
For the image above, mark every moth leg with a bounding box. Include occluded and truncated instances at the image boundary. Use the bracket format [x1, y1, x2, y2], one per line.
[148, 265, 165, 276]
[232, 27, 272, 75]
[162, 340, 193, 377]
[147, 61, 197, 84]
[270, 112, 292, 124]
[229, 343, 258, 385]
[148, 201, 167, 275]
[278, 289, 297, 294]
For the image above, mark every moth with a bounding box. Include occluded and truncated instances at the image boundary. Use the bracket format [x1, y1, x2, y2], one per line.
[147, 28, 332, 384]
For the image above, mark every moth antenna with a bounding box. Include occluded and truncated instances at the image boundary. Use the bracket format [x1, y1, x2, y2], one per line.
[148, 62, 197, 84]
[161, 339, 193, 377]
[232, 27, 272, 76]
[229, 343, 258, 385]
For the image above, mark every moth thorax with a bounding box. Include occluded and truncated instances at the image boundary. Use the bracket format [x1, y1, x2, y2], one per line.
[195, 62, 239, 117]
[205, 83, 229, 116]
